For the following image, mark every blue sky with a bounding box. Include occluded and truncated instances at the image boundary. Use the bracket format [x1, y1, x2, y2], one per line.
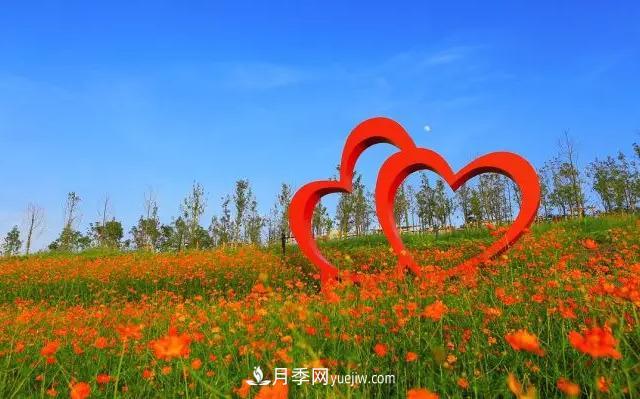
[1, 1, 639, 249]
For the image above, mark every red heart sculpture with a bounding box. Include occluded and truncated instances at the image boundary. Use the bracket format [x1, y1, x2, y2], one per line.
[375, 147, 540, 278]
[289, 117, 416, 284]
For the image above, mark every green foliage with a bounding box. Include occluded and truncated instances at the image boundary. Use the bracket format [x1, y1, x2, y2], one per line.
[210, 195, 233, 246]
[312, 200, 332, 238]
[2, 226, 21, 257]
[130, 193, 161, 251]
[90, 219, 124, 248]
[181, 181, 207, 249]
[49, 226, 90, 252]
[589, 152, 639, 212]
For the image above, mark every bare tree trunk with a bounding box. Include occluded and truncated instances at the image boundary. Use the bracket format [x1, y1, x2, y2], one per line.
[561, 131, 584, 217]
[24, 203, 45, 255]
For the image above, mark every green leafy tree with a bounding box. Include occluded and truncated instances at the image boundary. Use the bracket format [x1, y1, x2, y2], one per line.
[90, 219, 124, 249]
[130, 191, 161, 251]
[233, 180, 250, 244]
[157, 224, 175, 252]
[210, 195, 234, 246]
[468, 189, 484, 226]
[394, 183, 410, 228]
[245, 199, 264, 245]
[335, 191, 353, 238]
[312, 201, 333, 238]
[416, 173, 435, 231]
[2, 226, 22, 257]
[432, 180, 454, 236]
[351, 175, 372, 236]
[589, 151, 639, 212]
[181, 182, 207, 249]
[456, 183, 473, 225]
[157, 217, 189, 252]
[50, 192, 87, 252]
[477, 174, 510, 223]
[277, 183, 292, 238]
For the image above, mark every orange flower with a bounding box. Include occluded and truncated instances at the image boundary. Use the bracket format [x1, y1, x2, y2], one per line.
[556, 378, 580, 396]
[191, 358, 203, 370]
[507, 374, 536, 399]
[407, 388, 439, 399]
[116, 324, 143, 342]
[142, 369, 155, 380]
[423, 300, 448, 321]
[505, 330, 545, 356]
[405, 351, 418, 362]
[568, 326, 622, 359]
[96, 374, 110, 384]
[234, 380, 251, 399]
[596, 376, 609, 393]
[69, 382, 90, 399]
[374, 343, 388, 357]
[582, 238, 597, 250]
[255, 379, 288, 399]
[41, 340, 60, 357]
[151, 327, 191, 360]
[457, 377, 469, 390]
[46, 387, 57, 397]
[93, 337, 109, 349]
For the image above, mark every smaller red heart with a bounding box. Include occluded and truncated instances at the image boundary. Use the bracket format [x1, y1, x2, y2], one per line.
[375, 148, 540, 277]
[289, 117, 416, 284]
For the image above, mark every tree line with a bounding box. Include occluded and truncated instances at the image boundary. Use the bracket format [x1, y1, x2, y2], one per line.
[2, 135, 639, 256]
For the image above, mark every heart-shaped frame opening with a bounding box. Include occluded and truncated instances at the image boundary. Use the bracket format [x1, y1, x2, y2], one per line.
[375, 147, 541, 279]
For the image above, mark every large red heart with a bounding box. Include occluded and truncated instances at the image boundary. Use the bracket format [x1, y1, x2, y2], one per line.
[289, 117, 416, 284]
[375, 147, 540, 278]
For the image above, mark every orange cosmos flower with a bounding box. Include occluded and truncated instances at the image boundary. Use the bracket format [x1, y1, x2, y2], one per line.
[151, 327, 191, 360]
[255, 379, 288, 399]
[568, 326, 622, 359]
[234, 380, 251, 399]
[405, 351, 418, 362]
[505, 330, 545, 356]
[191, 358, 203, 370]
[69, 382, 90, 399]
[142, 369, 155, 380]
[374, 343, 388, 357]
[116, 324, 143, 342]
[556, 378, 580, 396]
[507, 374, 536, 399]
[457, 377, 469, 390]
[96, 374, 110, 384]
[41, 340, 60, 357]
[582, 238, 597, 250]
[596, 376, 610, 393]
[423, 300, 448, 321]
[407, 388, 439, 399]
[93, 337, 109, 349]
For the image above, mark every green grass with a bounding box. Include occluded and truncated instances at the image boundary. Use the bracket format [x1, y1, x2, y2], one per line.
[0, 214, 638, 398]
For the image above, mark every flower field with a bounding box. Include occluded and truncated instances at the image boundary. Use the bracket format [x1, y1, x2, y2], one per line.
[0, 215, 638, 398]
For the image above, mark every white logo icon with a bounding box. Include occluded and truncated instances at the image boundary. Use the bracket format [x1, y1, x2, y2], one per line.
[246, 366, 271, 386]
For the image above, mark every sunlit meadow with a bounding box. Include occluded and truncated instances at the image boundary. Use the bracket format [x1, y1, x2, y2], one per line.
[0, 215, 638, 398]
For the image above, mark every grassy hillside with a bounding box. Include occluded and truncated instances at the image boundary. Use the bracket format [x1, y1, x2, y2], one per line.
[0, 214, 638, 398]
